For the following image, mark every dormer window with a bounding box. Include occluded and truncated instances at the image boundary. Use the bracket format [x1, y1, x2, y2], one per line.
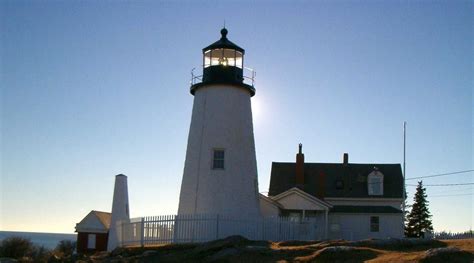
[367, 168, 384, 195]
[335, 179, 344, 190]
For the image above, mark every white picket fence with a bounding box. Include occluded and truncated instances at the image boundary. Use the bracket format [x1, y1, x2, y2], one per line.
[433, 231, 474, 240]
[118, 214, 323, 247]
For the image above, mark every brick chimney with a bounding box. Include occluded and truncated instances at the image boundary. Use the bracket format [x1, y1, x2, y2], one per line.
[343, 153, 349, 166]
[317, 171, 326, 200]
[295, 143, 305, 188]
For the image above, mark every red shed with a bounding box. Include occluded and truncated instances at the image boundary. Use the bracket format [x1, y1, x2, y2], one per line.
[75, 210, 111, 253]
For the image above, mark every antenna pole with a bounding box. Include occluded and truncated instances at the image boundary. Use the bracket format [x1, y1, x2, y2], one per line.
[403, 121, 406, 187]
[402, 121, 407, 232]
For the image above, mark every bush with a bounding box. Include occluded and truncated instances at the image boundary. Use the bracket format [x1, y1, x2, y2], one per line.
[0, 236, 36, 259]
[31, 245, 52, 262]
[55, 240, 76, 256]
[0, 236, 55, 262]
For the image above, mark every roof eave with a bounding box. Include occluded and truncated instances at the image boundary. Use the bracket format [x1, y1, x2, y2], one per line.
[202, 40, 245, 53]
[259, 193, 284, 209]
[272, 187, 333, 208]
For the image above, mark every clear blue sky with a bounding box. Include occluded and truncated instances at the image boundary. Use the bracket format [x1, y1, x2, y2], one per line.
[1, 1, 472, 233]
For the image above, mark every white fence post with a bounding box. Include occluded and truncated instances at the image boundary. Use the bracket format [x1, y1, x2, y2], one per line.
[215, 214, 220, 239]
[120, 220, 124, 247]
[140, 217, 145, 247]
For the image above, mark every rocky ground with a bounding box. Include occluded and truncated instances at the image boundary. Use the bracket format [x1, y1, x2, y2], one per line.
[84, 236, 474, 263]
[2, 236, 473, 262]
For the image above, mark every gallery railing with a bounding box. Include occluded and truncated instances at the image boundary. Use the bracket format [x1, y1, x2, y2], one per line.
[190, 67, 256, 87]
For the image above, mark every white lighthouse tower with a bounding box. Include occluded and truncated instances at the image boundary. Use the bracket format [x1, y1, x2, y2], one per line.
[178, 28, 260, 220]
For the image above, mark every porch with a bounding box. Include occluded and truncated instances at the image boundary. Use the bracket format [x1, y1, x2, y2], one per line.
[262, 187, 332, 239]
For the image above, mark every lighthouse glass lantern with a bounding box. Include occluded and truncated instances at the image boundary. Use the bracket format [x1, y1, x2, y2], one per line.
[191, 28, 255, 96]
[204, 48, 242, 68]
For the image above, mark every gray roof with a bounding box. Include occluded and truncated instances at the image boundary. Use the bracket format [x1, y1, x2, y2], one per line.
[269, 162, 404, 199]
[92, 210, 111, 229]
[75, 210, 111, 233]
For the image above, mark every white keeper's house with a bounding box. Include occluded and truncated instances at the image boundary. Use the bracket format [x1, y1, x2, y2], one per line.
[260, 144, 405, 240]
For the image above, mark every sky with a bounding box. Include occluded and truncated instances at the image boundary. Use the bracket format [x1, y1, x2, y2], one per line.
[1, 1, 472, 234]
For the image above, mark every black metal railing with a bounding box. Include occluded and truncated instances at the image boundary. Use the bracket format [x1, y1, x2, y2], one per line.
[190, 66, 255, 86]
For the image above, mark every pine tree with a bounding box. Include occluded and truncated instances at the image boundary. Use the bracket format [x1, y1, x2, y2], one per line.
[405, 181, 433, 238]
[403, 191, 412, 237]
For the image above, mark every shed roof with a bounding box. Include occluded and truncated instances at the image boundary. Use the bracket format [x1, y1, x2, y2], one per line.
[269, 162, 403, 199]
[76, 210, 111, 233]
[92, 210, 111, 229]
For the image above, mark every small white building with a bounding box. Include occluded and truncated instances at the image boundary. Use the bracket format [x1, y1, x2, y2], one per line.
[260, 145, 405, 240]
[75, 210, 111, 253]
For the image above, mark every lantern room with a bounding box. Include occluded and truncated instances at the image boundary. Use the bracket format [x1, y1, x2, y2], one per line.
[191, 28, 255, 96]
[203, 35, 244, 68]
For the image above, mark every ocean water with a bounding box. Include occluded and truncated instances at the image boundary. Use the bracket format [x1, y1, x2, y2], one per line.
[0, 231, 76, 250]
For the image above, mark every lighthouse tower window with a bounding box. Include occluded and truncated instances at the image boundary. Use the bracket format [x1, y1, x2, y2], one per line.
[212, 149, 225, 169]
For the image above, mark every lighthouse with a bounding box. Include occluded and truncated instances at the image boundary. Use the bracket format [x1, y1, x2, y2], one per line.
[178, 28, 260, 219]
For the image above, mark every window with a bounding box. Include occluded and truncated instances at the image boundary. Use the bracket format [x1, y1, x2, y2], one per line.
[223, 49, 236, 66]
[87, 234, 96, 249]
[204, 50, 211, 67]
[206, 49, 240, 67]
[235, 51, 243, 68]
[330, 223, 340, 232]
[370, 216, 379, 232]
[367, 169, 384, 195]
[288, 212, 301, 223]
[210, 49, 223, 66]
[335, 179, 344, 190]
[212, 149, 225, 169]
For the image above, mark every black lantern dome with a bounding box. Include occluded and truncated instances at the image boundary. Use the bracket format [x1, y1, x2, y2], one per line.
[190, 28, 255, 96]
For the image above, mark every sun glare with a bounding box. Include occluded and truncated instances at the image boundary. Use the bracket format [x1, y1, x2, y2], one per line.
[252, 97, 263, 120]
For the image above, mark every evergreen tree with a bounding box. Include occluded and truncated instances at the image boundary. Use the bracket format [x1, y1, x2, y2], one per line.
[405, 181, 433, 238]
[403, 191, 412, 237]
